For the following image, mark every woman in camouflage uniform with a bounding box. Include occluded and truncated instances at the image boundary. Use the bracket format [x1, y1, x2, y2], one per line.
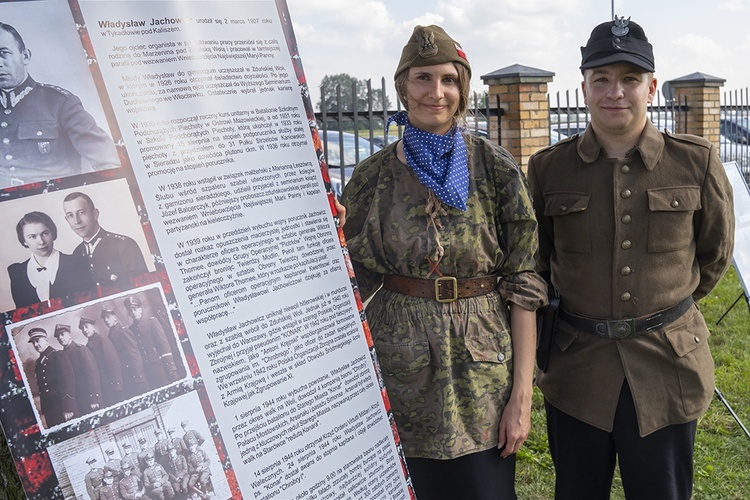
[341, 25, 547, 499]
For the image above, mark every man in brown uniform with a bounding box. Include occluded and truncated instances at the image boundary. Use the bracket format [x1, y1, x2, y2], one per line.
[528, 16, 735, 500]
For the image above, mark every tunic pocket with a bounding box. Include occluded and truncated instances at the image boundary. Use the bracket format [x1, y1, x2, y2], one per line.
[465, 333, 511, 364]
[375, 341, 431, 379]
[647, 186, 700, 252]
[544, 192, 591, 253]
[663, 308, 715, 416]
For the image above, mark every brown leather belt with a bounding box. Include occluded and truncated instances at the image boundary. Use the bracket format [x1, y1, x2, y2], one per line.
[382, 274, 499, 303]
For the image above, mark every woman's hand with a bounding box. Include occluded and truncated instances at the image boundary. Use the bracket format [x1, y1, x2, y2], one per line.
[497, 303, 536, 457]
[497, 387, 532, 457]
[334, 199, 346, 227]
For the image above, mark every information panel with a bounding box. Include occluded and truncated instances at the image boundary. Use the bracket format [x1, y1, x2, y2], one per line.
[0, 1, 411, 498]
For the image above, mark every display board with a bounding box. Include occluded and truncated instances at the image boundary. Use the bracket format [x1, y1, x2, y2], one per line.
[0, 1, 412, 498]
[723, 161, 750, 298]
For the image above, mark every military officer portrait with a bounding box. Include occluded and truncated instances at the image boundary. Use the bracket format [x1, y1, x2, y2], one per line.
[0, 22, 120, 189]
[118, 460, 146, 500]
[97, 468, 120, 500]
[142, 450, 176, 499]
[124, 295, 182, 390]
[101, 304, 150, 399]
[63, 191, 149, 289]
[84, 456, 104, 500]
[27, 326, 77, 427]
[79, 315, 125, 406]
[53, 323, 102, 416]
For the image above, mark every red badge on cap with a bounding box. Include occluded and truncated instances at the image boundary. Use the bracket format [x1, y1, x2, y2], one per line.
[455, 43, 467, 61]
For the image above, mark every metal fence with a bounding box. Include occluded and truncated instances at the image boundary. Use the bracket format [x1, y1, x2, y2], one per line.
[549, 88, 688, 139]
[314, 79, 750, 183]
[721, 88, 750, 178]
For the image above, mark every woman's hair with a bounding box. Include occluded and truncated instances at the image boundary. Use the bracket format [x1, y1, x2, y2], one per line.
[395, 62, 471, 124]
[16, 211, 57, 247]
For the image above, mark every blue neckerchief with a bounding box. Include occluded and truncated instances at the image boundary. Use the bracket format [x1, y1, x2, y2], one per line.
[388, 111, 469, 211]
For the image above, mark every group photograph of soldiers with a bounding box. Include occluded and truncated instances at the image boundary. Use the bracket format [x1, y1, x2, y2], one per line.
[11, 284, 186, 429]
[83, 421, 215, 500]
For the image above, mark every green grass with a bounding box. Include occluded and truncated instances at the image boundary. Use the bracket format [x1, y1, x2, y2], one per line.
[516, 267, 750, 499]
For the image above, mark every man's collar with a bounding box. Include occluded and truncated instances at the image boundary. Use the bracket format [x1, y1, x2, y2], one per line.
[578, 120, 664, 169]
[0, 76, 35, 109]
[84, 227, 103, 245]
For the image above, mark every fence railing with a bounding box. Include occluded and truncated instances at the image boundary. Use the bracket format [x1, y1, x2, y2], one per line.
[721, 88, 750, 178]
[549, 88, 688, 139]
[314, 79, 750, 183]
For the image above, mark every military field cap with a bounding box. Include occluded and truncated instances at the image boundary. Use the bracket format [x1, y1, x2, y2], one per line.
[138, 437, 147, 444]
[101, 305, 117, 319]
[122, 442, 131, 449]
[580, 16, 654, 72]
[28, 327, 48, 342]
[54, 324, 71, 338]
[121, 461, 133, 470]
[145, 451, 154, 459]
[86, 457, 97, 464]
[79, 317, 96, 330]
[395, 25, 470, 79]
[124, 296, 142, 309]
[105, 447, 114, 455]
[103, 469, 114, 478]
[168, 428, 176, 434]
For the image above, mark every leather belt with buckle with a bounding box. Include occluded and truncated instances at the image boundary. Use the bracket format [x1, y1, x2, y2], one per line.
[382, 274, 499, 303]
[558, 296, 694, 339]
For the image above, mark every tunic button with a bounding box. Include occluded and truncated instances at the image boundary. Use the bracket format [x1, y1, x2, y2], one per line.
[671, 200, 680, 208]
[620, 266, 633, 276]
[621, 165, 630, 174]
[5, 154, 12, 161]
[622, 214, 632, 224]
[621, 189, 632, 199]
[497, 353, 505, 362]
[1, 122, 7, 128]
[2, 138, 8, 144]
[694, 336, 700, 343]
[560, 205, 568, 212]
[36, 130, 43, 136]
[621, 240, 632, 250]
[621, 292, 632, 301]
[3, 109, 10, 115]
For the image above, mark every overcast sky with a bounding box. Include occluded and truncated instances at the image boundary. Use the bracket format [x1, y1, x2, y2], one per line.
[287, 0, 750, 105]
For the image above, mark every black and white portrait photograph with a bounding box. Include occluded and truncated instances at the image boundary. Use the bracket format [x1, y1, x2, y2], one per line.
[0, 178, 155, 313]
[0, 0, 121, 190]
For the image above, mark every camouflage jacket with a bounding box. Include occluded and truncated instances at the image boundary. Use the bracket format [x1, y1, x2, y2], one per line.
[342, 134, 546, 459]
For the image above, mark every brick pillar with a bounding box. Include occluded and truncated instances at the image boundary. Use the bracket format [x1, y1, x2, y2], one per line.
[481, 64, 555, 171]
[668, 72, 725, 147]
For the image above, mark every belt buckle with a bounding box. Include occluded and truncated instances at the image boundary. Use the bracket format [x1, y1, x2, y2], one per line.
[604, 319, 635, 339]
[435, 276, 458, 303]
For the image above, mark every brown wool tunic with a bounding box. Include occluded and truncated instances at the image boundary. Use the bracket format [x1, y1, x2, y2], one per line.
[528, 122, 735, 436]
